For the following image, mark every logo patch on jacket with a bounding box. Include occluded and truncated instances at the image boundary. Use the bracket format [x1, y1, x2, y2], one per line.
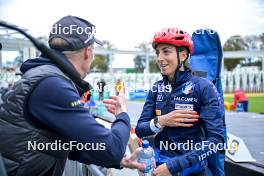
[155, 109, 161, 116]
[182, 81, 195, 95]
[157, 94, 163, 101]
[71, 100, 84, 107]
[175, 103, 194, 110]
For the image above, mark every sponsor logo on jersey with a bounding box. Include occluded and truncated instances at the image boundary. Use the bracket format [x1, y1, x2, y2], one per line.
[182, 81, 195, 95]
[157, 94, 163, 101]
[174, 96, 198, 102]
[71, 100, 84, 107]
[175, 103, 194, 110]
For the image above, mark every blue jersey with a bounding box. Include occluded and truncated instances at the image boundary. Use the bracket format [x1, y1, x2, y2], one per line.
[135, 70, 225, 175]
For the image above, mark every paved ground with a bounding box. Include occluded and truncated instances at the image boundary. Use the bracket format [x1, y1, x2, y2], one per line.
[225, 111, 264, 165]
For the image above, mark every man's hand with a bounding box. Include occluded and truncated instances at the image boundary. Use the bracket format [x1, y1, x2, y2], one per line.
[120, 148, 145, 171]
[153, 163, 172, 176]
[102, 91, 127, 116]
[159, 110, 199, 128]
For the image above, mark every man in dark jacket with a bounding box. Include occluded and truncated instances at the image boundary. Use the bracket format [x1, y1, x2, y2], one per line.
[0, 15, 143, 176]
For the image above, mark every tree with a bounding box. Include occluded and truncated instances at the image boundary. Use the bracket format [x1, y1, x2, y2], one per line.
[135, 42, 152, 52]
[244, 35, 259, 50]
[91, 40, 116, 72]
[223, 35, 248, 51]
[134, 42, 154, 73]
[223, 35, 247, 71]
[90, 55, 108, 72]
[224, 58, 244, 71]
[149, 60, 160, 73]
[223, 34, 263, 71]
[133, 55, 145, 73]
[101, 40, 116, 50]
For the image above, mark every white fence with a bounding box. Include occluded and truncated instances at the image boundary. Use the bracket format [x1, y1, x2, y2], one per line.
[86, 70, 264, 93]
[222, 70, 264, 93]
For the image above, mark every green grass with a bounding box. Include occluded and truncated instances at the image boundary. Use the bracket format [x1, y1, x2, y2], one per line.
[224, 95, 264, 114]
[134, 99, 146, 102]
[131, 94, 264, 114]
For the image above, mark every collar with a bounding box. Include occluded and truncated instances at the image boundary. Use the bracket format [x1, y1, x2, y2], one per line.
[162, 69, 192, 86]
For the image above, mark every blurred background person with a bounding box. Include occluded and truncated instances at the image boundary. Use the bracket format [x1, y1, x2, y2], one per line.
[232, 89, 248, 112]
[97, 78, 106, 101]
[115, 78, 125, 95]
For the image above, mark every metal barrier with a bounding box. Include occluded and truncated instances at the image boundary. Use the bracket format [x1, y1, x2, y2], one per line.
[62, 116, 115, 176]
[63, 160, 107, 176]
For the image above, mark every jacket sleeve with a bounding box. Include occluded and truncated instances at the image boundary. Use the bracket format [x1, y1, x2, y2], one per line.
[166, 81, 225, 175]
[135, 88, 157, 138]
[28, 76, 131, 168]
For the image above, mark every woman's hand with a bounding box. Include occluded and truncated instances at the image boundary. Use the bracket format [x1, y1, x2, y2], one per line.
[159, 110, 199, 128]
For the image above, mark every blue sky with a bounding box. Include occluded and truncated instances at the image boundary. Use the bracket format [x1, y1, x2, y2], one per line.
[1, 0, 264, 67]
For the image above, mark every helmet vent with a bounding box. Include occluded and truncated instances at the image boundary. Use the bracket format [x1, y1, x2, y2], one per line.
[175, 37, 184, 40]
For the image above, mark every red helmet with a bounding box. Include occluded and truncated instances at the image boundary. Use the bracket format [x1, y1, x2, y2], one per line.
[152, 27, 193, 54]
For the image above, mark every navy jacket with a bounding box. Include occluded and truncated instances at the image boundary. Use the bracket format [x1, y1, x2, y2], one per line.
[135, 70, 225, 175]
[20, 57, 131, 168]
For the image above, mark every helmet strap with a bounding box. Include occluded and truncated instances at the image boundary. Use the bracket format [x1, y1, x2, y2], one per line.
[176, 48, 181, 70]
[170, 48, 181, 84]
[170, 47, 189, 84]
